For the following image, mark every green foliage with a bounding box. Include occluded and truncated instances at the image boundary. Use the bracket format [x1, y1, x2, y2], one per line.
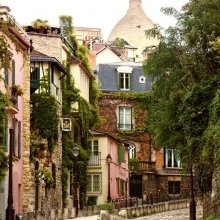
[0, 92, 8, 146]
[60, 15, 100, 207]
[109, 37, 129, 48]
[129, 158, 140, 170]
[36, 167, 54, 186]
[143, 1, 220, 208]
[98, 202, 114, 211]
[0, 12, 21, 69]
[0, 147, 8, 182]
[59, 16, 73, 38]
[61, 167, 69, 207]
[31, 93, 59, 152]
[31, 19, 49, 30]
[204, 216, 220, 220]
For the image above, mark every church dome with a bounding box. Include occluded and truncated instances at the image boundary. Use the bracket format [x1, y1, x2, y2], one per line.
[108, 0, 158, 61]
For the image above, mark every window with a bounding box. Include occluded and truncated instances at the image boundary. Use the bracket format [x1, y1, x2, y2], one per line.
[117, 178, 125, 196]
[87, 173, 101, 193]
[119, 107, 132, 130]
[13, 118, 21, 159]
[89, 140, 99, 155]
[168, 181, 180, 195]
[129, 144, 136, 159]
[165, 149, 181, 168]
[119, 73, 130, 90]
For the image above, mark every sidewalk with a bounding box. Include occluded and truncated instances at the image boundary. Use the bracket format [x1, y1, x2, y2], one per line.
[68, 215, 99, 220]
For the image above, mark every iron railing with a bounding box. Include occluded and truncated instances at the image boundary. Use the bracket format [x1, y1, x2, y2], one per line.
[88, 152, 101, 166]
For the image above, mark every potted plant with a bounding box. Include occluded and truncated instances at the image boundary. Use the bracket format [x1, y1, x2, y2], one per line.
[10, 84, 23, 96]
[98, 201, 114, 215]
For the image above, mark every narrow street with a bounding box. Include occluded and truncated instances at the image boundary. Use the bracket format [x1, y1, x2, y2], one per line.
[131, 205, 203, 220]
[73, 205, 203, 220]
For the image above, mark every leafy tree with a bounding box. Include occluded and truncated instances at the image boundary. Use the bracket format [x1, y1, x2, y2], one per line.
[143, 0, 220, 217]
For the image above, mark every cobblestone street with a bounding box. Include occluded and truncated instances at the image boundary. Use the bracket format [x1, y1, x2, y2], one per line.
[132, 205, 203, 220]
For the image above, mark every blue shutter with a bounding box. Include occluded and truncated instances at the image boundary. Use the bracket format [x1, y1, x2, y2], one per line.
[12, 60, 15, 85]
[18, 121, 21, 159]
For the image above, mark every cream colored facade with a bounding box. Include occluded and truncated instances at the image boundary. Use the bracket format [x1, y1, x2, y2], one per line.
[96, 47, 123, 66]
[108, 0, 159, 61]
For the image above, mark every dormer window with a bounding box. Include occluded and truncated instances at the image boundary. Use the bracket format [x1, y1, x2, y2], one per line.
[119, 72, 130, 90]
[117, 66, 133, 91]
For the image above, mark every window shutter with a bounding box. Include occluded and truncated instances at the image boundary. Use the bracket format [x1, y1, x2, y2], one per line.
[13, 118, 16, 156]
[118, 145, 125, 164]
[4, 68, 8, 86]
[5, 127, 8, 151]
[18, 121, 21, 159]
[12, 60, 15, 85]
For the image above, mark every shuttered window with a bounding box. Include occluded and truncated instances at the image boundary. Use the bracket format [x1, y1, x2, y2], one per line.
[4, 68, 8, 86]
[118, 145, 125, 164]
[18, 121, 21, 159]
[12, 60, 15, 85]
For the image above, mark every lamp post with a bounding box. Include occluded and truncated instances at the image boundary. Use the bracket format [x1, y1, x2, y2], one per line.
[190, 164, 196, 220]
[6, 128, 15, 220]
[73, 146, 80, 217]
[106, 154, 112, 202]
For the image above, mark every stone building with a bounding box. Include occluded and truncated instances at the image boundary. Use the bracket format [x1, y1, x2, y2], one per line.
[0, 5, 31, 218]
[94, 61, 195, 202]
[108, 0, 159, 62]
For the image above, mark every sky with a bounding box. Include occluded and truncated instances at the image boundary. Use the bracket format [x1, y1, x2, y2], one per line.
[1, 0, 189, 41]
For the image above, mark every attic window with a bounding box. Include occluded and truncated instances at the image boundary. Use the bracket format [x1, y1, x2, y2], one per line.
[139, 76, 146, 84]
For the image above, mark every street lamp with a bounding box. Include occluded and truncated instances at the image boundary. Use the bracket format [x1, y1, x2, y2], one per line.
[190, 164, 196, 220]
[6, 128, 15, 220]
[73, 145, 80, 217]
[106, 154, 112, 202]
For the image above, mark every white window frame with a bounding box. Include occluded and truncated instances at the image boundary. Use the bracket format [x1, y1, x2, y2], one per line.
[87, 173, 102, 193]
[118, 106, 132, 130]
[119, 72, 130, 90]
[165, 149, 181, 168]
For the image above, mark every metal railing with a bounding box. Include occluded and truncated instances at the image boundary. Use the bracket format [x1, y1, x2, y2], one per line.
[112, 197, 138, 209]
[88, 152, 101, 166]
[129, 160, 156, 172]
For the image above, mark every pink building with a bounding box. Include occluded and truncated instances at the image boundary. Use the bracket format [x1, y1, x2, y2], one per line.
[0, 5, 31, 219]
[87, 131, 129, 205]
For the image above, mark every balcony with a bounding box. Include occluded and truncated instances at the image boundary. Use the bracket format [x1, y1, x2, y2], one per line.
[88, 152, 101, 166]
[129, 159, 156, 173]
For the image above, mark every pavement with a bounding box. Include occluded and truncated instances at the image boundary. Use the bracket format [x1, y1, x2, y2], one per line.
[69, 215, 99, 220]
[132, 205, 203, 220]
[69, 205, 203, 220]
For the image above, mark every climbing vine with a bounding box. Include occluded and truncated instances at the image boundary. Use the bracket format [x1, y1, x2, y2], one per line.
[31, 93, 59, 153]
[60, 15, 100, 207]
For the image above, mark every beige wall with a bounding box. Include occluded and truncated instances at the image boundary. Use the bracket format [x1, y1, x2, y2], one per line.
[96, 48, 123, 65]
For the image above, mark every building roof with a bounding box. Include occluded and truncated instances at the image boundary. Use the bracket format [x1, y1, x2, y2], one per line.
[95, 62, 153, 92]
[31, 50, 66, 74]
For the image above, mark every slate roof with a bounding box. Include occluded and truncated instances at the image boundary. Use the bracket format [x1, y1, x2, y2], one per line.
[95, 62, 153, 92]
[31, 50, 66, 74]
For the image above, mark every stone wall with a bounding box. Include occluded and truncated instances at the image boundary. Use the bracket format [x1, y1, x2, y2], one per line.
[22, 50, 35, 212]
[96, 95, 152, 161]
[203, 171, 220, 218]
[28, 33, 62, 63]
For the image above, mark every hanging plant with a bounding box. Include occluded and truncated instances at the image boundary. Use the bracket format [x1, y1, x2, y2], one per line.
[10, 84, 23, 96]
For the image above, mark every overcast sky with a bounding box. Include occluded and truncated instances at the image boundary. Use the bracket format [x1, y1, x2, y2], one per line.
[1, 0, 189, 41]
